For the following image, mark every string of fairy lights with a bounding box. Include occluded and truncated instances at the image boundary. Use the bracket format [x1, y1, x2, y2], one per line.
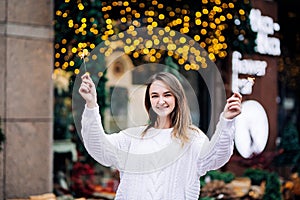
[54, 0, 255, 76]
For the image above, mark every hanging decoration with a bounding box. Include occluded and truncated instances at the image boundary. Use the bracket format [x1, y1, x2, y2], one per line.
[54, 0, 255, 74]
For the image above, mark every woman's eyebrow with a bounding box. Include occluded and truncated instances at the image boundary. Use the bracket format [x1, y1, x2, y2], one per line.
[150, 91, 172, 95]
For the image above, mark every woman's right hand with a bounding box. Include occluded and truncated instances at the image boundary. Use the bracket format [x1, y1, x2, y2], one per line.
[79, 73, 97, 108]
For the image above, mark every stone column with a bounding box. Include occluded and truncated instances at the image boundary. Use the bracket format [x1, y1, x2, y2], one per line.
[0, 0, 53, 198]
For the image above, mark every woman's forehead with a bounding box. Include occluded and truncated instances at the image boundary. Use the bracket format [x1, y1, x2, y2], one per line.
[149, 80, 171, 92]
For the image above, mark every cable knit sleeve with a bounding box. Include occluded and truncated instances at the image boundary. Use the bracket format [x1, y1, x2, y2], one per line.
[196, 113, 235, 176]
[81, 104, 130, 168]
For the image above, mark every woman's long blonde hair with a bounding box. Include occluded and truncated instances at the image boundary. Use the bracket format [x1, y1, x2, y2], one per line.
[143, 71, 199, 144]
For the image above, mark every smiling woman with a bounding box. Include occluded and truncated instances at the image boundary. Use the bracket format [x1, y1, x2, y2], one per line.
[143, 72, 193, 144]
[78, 71, 242, 199]
[149, 80, 176, 126]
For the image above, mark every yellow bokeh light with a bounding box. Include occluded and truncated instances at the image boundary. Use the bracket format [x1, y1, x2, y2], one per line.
[92, 54, 97, 60]
[152, 21, 158, 27]
[169, 11, 175, 17]
[208, 53, 215, 61]
[178, 58, 185, 65]
[226, 13, 233, 19]
[158, 30, 164, 36]
[215, 18, 221, 24]
[164, 26, 171, 32]
[202, 9, 209, 15]
[135, 13, 140, 18]
[158, 14, 165, 20]
[101, 35, 108, 40]
[239, 9, 245, 15]
[167, 51, 173, 56]
[149, 56, 156, 62]
[158, 3, 164, 9]
[169, 30, 176, 37]
[228, 3, 234, 8]
[143, 48, 149, 54]
[182, 27, 189, 34]
[62, 62, 68, 69]
[69, 61, 74, 66]
[194, 35, 200, 41]
[179, 37, 186, 44]
[71, 47, 77, 53]
[61, 48, 66, 54]
[133, 39, 140, 46]
[139, 3, 145, 8]
[56, 10, 62, 16]
[124, 46, 131, 54]
[184, 64, 191, 71]
[210, 22, 216, 29]
[74, 69, 80, 74]
[123, 1, 129, 6]
[98, 72, 103, 77]
[176, 18, 182, 24]
[125, 7, 131, 12]
[153, 39, 160, 46]
[219, 36, 225, 42]
[145, 40, 153, 48]
[78, 3, 84, 10]
[133, 52, 139, 58]
[147, 17, 153, 23]
[126, 38, 132, 44]
[195, 11, 202, 18]
[55, 62, 60, 68]
[195, 19, 201, 25]
[163, 37, 169, 43]
[156, 52, 162, 59]
[106, 19, 112, 24]
[201, 63, 207, 68]
[90, 44, 95, 49]
[220, 15, 226, 21]
[183, 16, 190, 22]
[121, 17, 127, 23]
[200, 29, 207, 35]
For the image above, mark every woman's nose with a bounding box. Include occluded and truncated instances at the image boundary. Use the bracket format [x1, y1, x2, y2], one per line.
[158, 97, 165, 105]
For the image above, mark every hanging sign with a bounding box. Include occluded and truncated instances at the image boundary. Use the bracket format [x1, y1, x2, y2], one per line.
[232, 8, 280, 95]
[232, 8, 280, 158]
[249, 8, 281, 56]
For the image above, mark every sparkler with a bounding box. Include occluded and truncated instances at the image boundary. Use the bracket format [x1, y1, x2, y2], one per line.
[80, 49, 89, 73]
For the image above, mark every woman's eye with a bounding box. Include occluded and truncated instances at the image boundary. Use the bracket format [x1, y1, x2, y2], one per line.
[151, 95, 158, 98]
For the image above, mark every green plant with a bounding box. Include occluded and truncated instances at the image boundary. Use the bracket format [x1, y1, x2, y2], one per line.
[201, 170, 235, 185]
[243, 168, 282, 200]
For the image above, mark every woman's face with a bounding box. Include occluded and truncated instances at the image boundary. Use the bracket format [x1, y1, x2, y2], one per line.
[149, 80, 176, 118]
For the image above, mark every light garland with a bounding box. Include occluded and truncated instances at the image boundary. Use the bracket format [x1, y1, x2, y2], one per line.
[54, 0, 254, 73]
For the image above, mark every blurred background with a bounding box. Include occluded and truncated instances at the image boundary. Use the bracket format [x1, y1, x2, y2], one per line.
[1, 0, 300, 199]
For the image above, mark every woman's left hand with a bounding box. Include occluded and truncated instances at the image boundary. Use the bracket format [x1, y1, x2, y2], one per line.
[223, 92, 242, 119]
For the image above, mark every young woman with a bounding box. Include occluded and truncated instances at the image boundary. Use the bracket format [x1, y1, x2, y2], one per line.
[79, 71, 242, 199]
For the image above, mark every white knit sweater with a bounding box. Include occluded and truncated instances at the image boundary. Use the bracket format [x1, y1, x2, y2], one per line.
[81, 105, 235, 200]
